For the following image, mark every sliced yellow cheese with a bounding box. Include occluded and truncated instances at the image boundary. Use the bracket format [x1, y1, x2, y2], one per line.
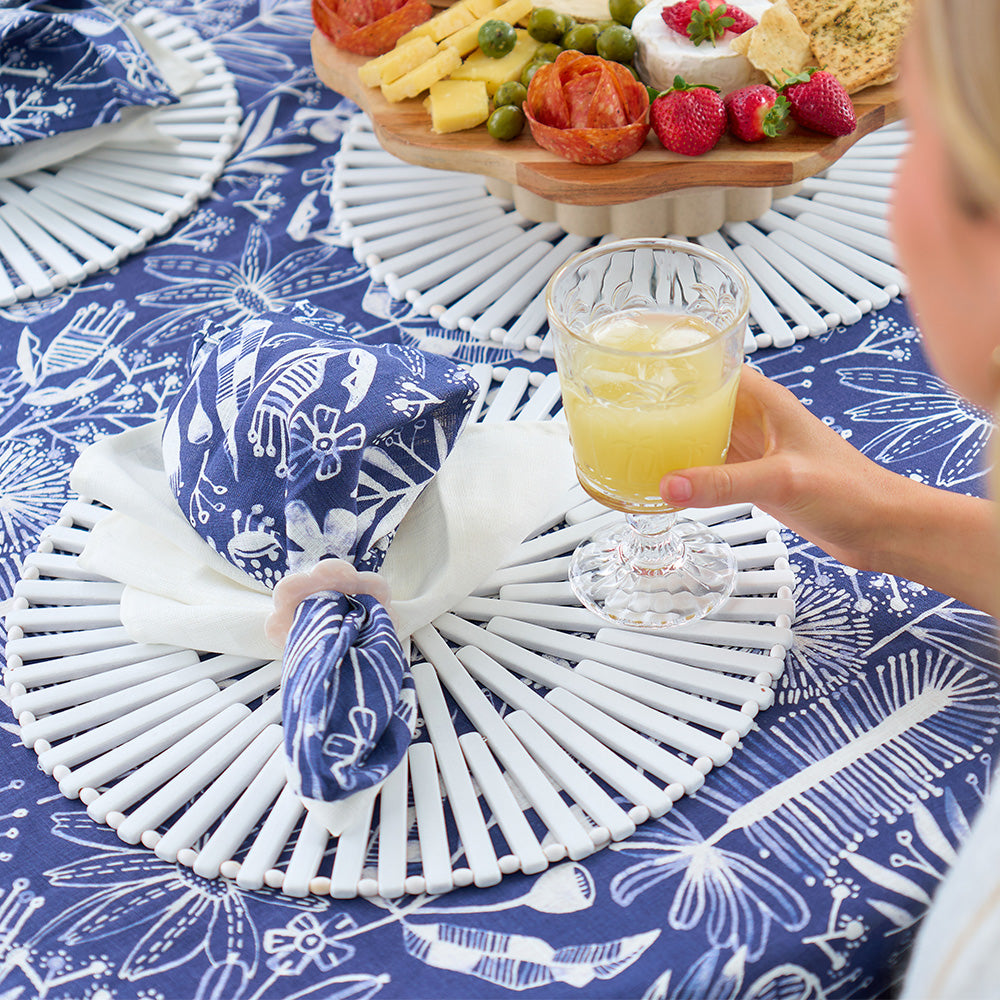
[414, 3, 477, 41]
[398, 0, 482, 42]
[358, 35, 438, 88]
[426, 79, 490, 133]
[381, 45, 462, 102]
[450, 29, 540, 95]
[545, 0, 611, 20]
[445, 0, 534, 56]
[467, 0, 505, 15]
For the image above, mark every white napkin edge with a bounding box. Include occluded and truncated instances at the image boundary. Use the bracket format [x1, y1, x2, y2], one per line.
[299, 783, 381, 840]
[71, 421, 273, 598]
[0, 109, 173, 179]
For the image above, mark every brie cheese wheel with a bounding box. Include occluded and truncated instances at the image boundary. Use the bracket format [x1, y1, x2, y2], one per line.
[633, 0, 774, 95]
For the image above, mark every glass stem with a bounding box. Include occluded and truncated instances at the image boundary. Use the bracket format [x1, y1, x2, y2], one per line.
[620, 512, 683, 574]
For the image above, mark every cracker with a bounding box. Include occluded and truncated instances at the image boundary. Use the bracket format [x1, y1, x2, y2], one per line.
[732, 0, 815, 81]
[807, 0, 911, 93]
[866, 67, 899, 87]
[783, 0, 839, 32]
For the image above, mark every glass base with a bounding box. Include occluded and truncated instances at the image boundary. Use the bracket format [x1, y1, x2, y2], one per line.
[569, 514, 737, 629]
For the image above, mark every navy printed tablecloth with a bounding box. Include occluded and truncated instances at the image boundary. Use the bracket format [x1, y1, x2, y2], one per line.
[0, 2, 997, 998]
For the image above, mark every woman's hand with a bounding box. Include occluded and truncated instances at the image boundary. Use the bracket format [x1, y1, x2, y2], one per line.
[660, 366, 1000, 617]
[661, 365, 896, 570]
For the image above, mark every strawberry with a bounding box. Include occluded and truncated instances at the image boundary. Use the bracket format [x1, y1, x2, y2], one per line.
[661, 0, 757, 46]
[724, 84, 790, 142]
[650, 75, 726, 156]
[781, 69, 856, 137]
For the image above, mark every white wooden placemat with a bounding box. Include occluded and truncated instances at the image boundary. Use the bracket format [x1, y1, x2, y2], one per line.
[4, 365, 794, 898]
[0, 7, 241, 306]
[333, 114, 907, 357]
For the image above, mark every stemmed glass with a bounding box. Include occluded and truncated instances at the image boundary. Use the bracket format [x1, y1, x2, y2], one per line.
[546, 238, 751, 629]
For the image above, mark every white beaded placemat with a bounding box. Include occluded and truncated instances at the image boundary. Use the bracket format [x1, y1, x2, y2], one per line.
[0, 7, 241, 306]
[332, 114, 907, 357]
[4, 364, 794, 898]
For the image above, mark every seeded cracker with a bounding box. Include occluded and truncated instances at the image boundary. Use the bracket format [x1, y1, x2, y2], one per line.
[787, 0, 911, 93]
[812, 0, 910, 91]
[783, 0, 840, 32]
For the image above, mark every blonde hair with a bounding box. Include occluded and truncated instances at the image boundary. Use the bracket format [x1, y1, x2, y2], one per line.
[916, 1, 1000, 215]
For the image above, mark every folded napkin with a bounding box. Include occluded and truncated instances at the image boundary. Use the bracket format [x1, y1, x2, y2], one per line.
[71, 311, 576, 833]
[0, 0, 198, 178]
[0, 1, 178, 145]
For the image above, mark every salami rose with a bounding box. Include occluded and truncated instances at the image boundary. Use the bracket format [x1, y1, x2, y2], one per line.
[312, 0, 432, 57]
[524, 50, 650, 165]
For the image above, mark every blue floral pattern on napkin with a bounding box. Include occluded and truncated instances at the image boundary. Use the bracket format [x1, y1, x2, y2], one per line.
[162, 309, 478, 802]
[0, 0, 177, 145]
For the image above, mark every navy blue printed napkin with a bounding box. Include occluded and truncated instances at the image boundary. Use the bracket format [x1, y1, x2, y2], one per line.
[162, 311, 478, 805]
[0, 0, 177, 145]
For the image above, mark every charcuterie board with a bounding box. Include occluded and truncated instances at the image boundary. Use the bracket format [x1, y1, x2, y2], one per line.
[312, 26, 902, 208]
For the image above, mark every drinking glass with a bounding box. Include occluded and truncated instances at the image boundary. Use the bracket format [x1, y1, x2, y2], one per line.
[546, 238, 750, 629]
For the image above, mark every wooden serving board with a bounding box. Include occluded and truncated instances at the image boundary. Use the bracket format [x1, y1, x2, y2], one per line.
[312, 28, 902, 207]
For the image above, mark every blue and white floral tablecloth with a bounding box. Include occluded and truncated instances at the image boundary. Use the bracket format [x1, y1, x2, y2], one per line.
[0, 1, 997, 998]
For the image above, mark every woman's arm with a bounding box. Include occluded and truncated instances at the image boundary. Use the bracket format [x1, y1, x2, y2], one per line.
[661, 365, 1000, 616]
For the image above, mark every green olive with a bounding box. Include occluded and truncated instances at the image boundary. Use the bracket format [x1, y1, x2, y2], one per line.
[596, 24, 636, 63]
[487, 104, 526, 140]
[527, 8, 569, 42]
[561, 22, 600, 53]
[493, 80, 528, 108]
[520, 59, 545, 87]
[608, 0, 645, 27]
[478, 19, 517, 58]
[534, 41, 563, 62]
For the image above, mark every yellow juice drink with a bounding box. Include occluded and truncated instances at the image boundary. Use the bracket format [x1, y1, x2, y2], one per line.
[558, 310, 740, 512]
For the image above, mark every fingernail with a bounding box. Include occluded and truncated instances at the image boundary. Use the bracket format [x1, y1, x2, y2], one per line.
[664, 476, 692, 502]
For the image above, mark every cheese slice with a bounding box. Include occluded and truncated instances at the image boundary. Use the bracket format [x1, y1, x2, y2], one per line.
[399, 0, 503, 43]
[381, 45, 463, 102]
[450, 29, 541, 95]
[545, 0, 612, 21]
[468, 0, 506, 15]
[426, 79, 490, 132]
[445, 0, 534, 57]
[405, 2, 478, 42]
[358, 34, 438, 87]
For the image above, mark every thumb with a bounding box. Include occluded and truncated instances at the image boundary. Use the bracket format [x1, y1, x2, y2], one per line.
[661, 459, 778, 509]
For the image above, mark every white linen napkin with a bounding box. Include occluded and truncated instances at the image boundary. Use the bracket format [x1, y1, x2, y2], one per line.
[71, 418, 575, 654]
